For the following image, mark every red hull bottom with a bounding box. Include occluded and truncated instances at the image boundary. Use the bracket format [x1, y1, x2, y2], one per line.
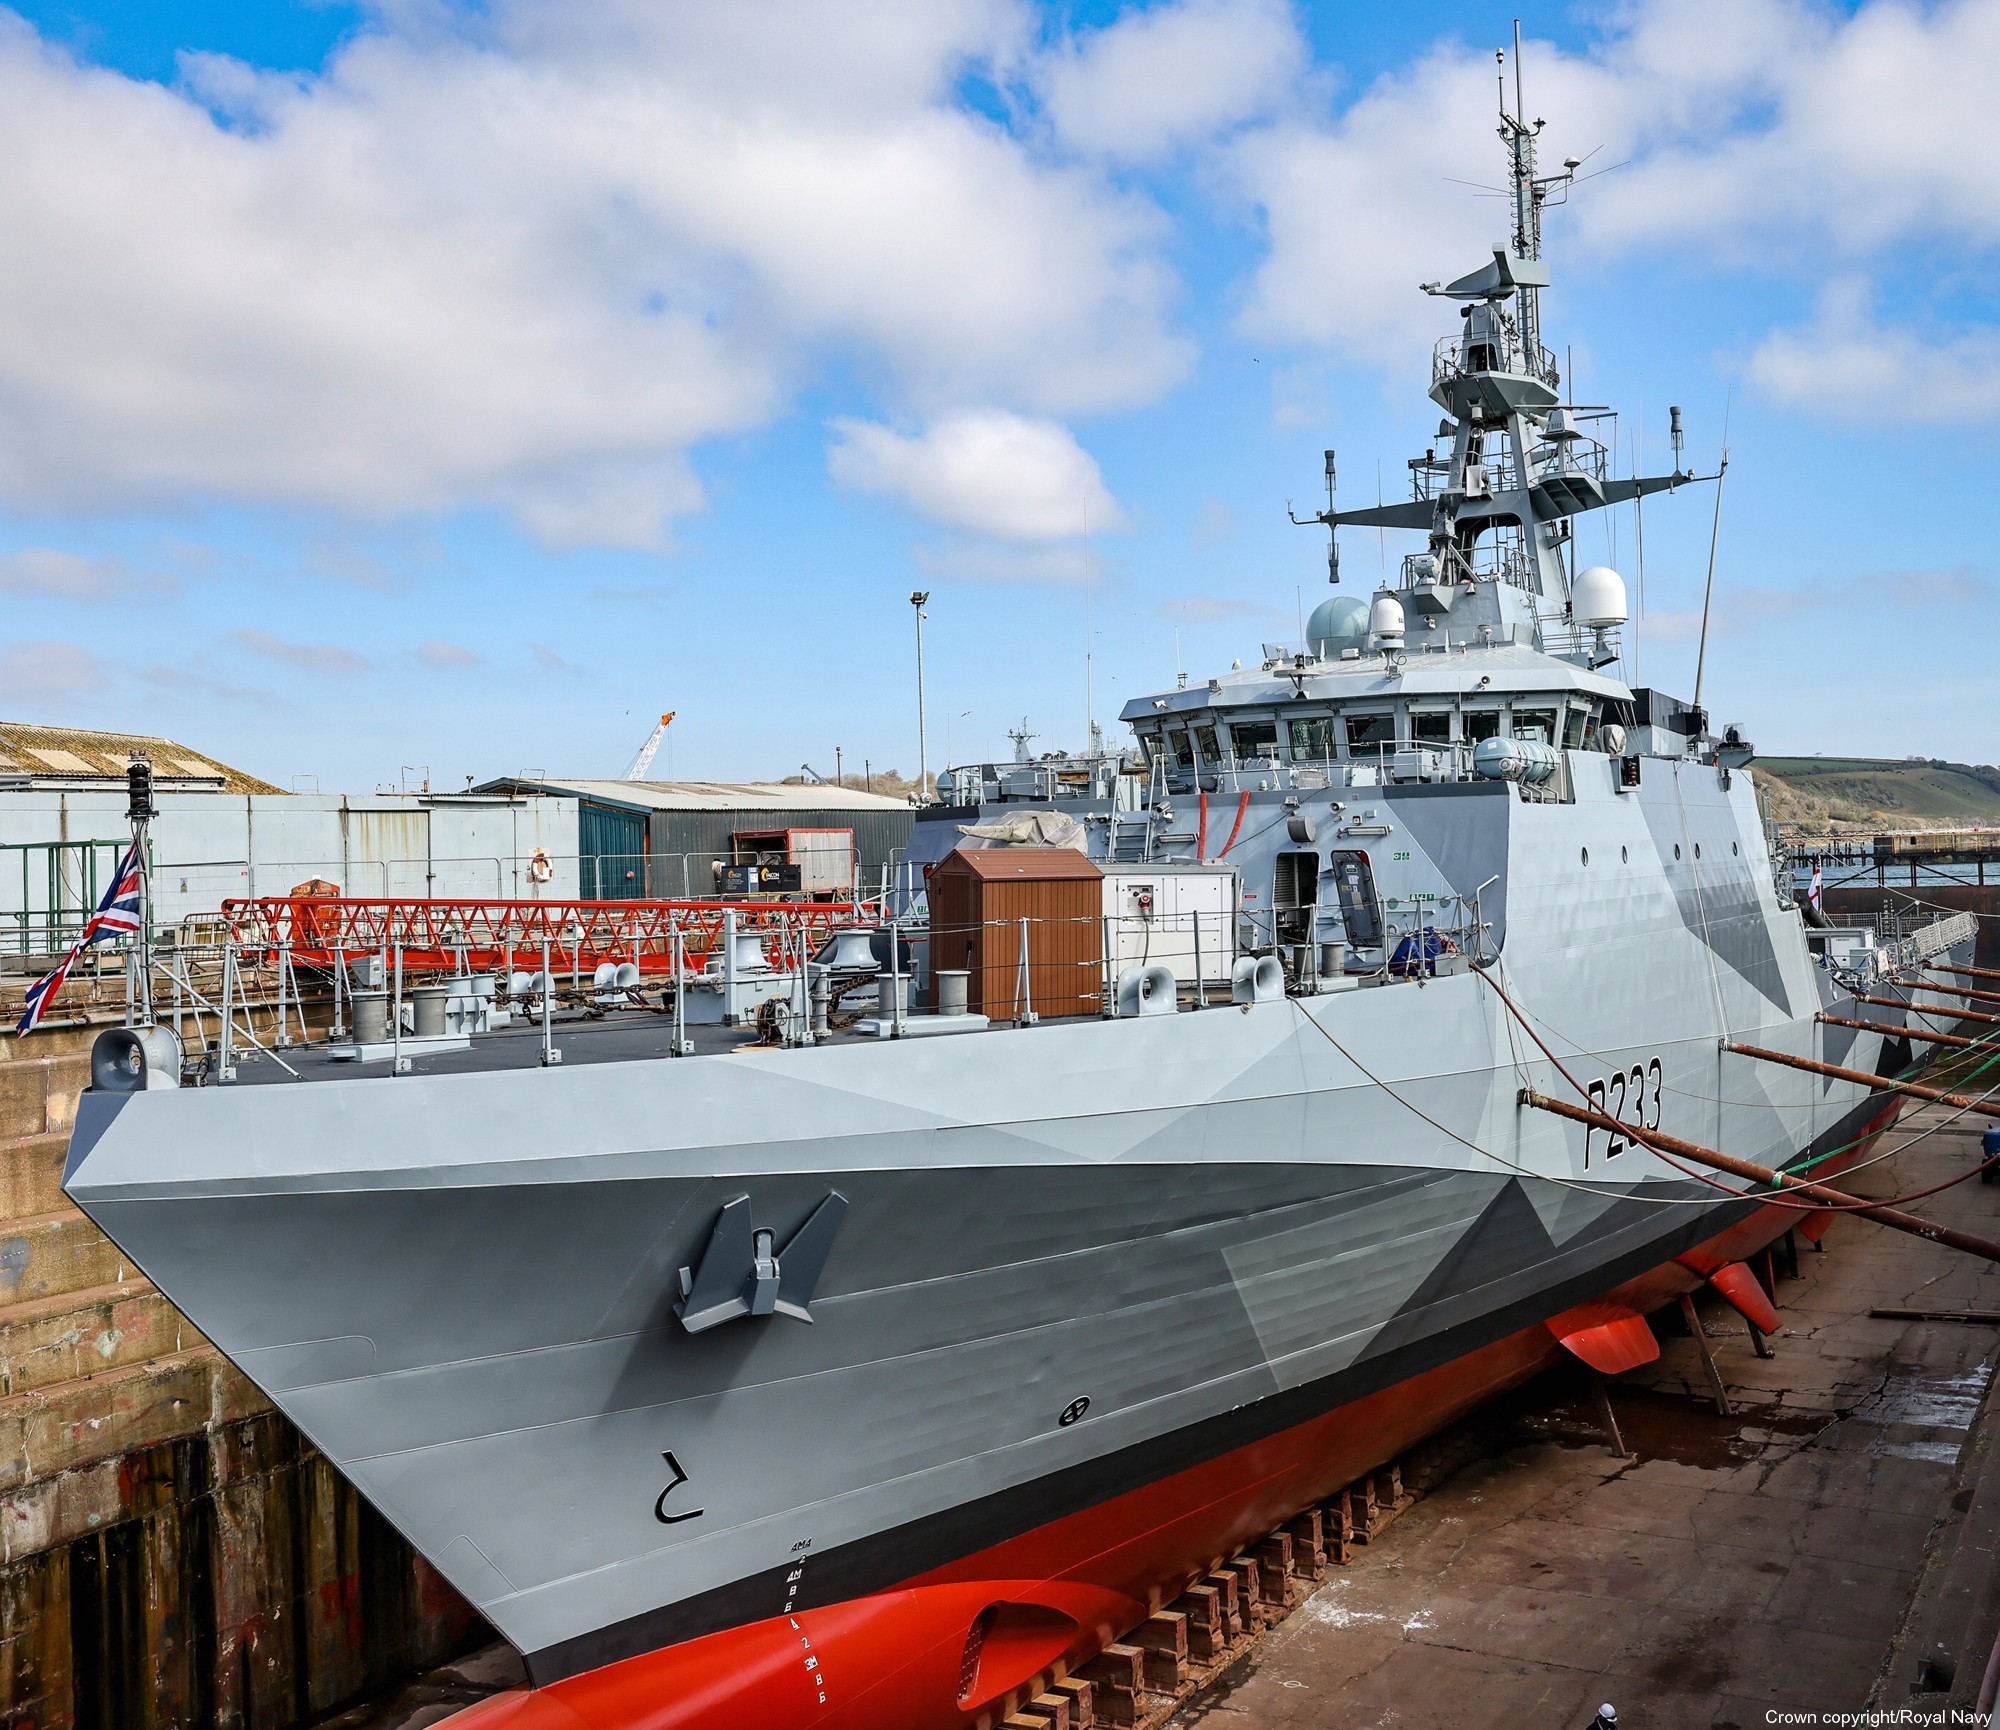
[449, 1116, 1898, 1730]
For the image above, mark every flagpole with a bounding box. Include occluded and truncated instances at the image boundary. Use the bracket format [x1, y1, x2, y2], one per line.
[126, 756, 155, 1028]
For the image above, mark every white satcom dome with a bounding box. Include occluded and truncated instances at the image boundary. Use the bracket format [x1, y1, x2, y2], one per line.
[1367, 593, 1406, 649]
[1572, 566, 1628, 629]
[1306, 594, 1368, 654]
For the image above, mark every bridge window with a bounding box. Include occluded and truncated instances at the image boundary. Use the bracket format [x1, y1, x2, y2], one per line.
[1411, 710, 1453, 745]
[1465, 709, 1501, 743]
[1193, 724, 1220, 767]
[1513, 707, 1559, 745]
[1230, 718, 1279, 762]
[1289, 715, 1338, 761]
[1346, 711, 1395, 753]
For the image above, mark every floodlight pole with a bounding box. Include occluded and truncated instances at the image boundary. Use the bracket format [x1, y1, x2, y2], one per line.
[910, 591, 930, 801]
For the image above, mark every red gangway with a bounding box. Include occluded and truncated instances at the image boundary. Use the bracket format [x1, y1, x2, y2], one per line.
[220, 895, 876, 979]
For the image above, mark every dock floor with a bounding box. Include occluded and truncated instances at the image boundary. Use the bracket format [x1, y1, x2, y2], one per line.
[1174, 1102, 2000, 1730]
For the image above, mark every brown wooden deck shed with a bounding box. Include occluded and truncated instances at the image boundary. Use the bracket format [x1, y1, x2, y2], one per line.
[927, 846, 1105, 1021]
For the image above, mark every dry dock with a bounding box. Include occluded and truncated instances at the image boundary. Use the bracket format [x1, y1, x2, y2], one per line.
[0, 1001, 489, 1729]
[1171, 1100, 2000, 1730]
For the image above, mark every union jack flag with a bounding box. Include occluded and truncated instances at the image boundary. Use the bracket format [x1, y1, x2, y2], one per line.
[15, 841, 146, 1036]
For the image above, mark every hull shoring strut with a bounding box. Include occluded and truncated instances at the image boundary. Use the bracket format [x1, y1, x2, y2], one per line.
[1820, 1014, 1983, 1051]
[1519, 1090, 2000, 1264]
[1725, 1042, 2000, 1121]
[1853, 992, 2000, 1028]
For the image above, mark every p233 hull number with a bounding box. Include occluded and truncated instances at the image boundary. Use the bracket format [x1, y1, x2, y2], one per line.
[1584, 1058, 1662, 1166]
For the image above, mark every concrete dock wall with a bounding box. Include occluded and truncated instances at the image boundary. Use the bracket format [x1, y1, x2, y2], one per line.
[0, 1024, 490, 1728]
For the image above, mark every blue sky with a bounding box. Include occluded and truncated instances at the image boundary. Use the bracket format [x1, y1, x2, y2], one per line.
[0, 0, 1992, 791]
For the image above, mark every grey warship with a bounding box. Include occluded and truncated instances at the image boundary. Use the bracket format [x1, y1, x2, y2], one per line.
[61, 59, 1975, 1730]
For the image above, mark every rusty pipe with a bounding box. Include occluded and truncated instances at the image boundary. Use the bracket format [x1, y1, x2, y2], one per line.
[1819, 1014, 1983, 1052]
[1726, 1042, 2000, 1122]
[1853, 991, 2000, 1028]
[1895, 977, 2000, 1008]
[1521, 1090, 2000, 1263]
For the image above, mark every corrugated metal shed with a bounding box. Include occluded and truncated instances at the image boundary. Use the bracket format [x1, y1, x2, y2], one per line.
[928, 846, 1104, 1020]
[481, 780, 914, 813]
[0, 723, 279, 793]
[474, 779, 915, 897]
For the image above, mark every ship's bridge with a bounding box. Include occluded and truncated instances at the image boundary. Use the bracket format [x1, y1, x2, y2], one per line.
[1117, 639, 1630, 798]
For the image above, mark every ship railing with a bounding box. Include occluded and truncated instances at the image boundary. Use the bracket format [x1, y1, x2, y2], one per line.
[1432, 332, 1559, 391]
[1529, 437, 1608, 486]
[215, 893, 883, 984]
[1534, 614, 1622, 661]
[1406, 541, 1538, 593]
[937, 754, 1128, 806]
[1157, 744, 1477, 794]
[9, 892, 1504, 1069]
[1407, 452, 1453, 502]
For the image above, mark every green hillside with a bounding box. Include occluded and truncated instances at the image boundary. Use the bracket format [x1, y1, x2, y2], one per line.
[1754, 757, 2000, 831]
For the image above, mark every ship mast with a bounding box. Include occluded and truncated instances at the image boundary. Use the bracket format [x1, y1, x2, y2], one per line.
[1500, 20, 1545, 376]
[1292, 22, 1710, 667]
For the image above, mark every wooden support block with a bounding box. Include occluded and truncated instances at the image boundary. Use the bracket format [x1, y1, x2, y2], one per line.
[1048, 1677, 1095, 1728]
[1084, 1684, 1140, 1729]
[1321, 1494, 1354, 1563]
[1006, 1714, 1049, 1730]
[1253, 1535, 1298, 1607]
[1141, 1647, 1185, 1693]
[1224, 1558, 1266, 1626]
[1131, 1610, 1188, 1691]
[1078, 1645, 1146, 1693]
[1169, 1587, 1226, 1663]
[1022, 1694, 1072, 1730]
[1200, 1571, 1242, 1641]
[1349, 1479, 1378, 1541]
[1132, 1610, 1187, 1661]
[1381, 1463, 1409, 1510]
[1286, 1509, 1326, 1579]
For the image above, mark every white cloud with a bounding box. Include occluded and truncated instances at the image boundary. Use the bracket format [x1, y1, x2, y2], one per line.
[1190, 498, 1235, 545]
[1157, 593, 1285, 625]
[228, 628, 373, 674]
[1229, 0, 2000, 383]
[912, 540, 1094, 585]
[0, 2, 1187, 547]
[1641, 568, 1988, 640]
[0, 639, 107, 706]
[415, 639, 481, 669]
[0, 547, 168, 600]
[1750, 288, 2000, 425]
[828, 409, 1123, 542]
[1038, 0, 1303, 163]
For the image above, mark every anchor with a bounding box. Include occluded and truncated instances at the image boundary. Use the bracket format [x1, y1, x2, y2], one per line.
[675, 1191, 849, 1334]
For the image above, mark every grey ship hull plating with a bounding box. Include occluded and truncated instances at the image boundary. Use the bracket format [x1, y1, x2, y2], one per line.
[64, 759, 1955, 1695]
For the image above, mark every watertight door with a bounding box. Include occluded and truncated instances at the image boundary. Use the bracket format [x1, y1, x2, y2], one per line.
[1326, 850, 1382, 948]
